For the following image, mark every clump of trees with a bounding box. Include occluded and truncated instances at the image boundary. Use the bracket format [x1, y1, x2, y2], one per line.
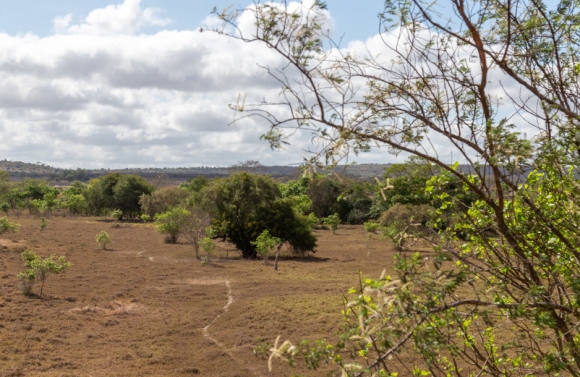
[86, 173, 154, 218]
[196, 172, 317, 258]
[215, 0, 580, 375]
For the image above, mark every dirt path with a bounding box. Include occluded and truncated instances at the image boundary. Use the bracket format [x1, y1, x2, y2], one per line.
[145, 254, 262, 377]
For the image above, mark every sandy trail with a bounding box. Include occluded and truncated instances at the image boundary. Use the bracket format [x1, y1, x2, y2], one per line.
[146, 259, 261, 376]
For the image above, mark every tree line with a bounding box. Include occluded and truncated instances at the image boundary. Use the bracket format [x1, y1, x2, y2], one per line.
[0, 159, 461, 259]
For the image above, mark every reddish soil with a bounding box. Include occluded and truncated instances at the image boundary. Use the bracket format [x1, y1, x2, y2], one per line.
[0, 214, 399, 377]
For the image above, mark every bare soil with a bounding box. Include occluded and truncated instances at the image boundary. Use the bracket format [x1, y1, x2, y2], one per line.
[0, 214, 401, 377]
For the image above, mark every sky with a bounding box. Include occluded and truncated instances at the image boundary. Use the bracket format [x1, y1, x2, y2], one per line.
[0, 0, 394, 169]
[0, 0, 532, 169]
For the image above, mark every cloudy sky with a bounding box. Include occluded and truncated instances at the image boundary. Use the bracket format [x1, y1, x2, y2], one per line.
[0, 0, 400, 169]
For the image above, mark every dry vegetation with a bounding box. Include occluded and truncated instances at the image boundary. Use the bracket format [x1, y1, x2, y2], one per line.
[0, 213, 402, 376]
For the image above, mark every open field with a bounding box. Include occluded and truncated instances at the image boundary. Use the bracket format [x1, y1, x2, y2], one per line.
[0, 214, 403, 377]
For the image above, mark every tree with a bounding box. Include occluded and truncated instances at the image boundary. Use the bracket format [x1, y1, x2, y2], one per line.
[197, 172, 316, 258]
[154, 207, 189, 244]
[216, 0, 580, 375]
[251, 229, 282, 265]
[179, 176, 209, 193]
[322, 212, 339, 234]
[86, 173, 154, 217]
[112, 174, 155, 217]
[95, 231, 111, 250]
[139, 186, 190, 218]
[17, 250, 71, 296]
[198, 227, 217, 265]
[180, 207, 212, 259]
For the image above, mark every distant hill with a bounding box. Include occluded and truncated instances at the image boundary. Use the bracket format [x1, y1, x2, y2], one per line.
[0, 160, 391, 183]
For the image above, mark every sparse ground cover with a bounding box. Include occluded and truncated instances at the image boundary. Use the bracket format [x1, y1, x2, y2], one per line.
[0, 213, 402, 376]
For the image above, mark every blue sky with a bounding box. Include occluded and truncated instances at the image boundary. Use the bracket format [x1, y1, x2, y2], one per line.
[0, 1, 382, 45]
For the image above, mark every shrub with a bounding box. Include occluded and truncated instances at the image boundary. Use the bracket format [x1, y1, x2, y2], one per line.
[39, 217, 47, 232]
[17, 250, 71, 295]
[140, 214, 151, 223]
[0, 217, 19, 234]
[154, 207, 189, 243]
[0, 202, 9, 213]
[322, 213, 340, 234]
[251, 230, 281, 265]
[111, 209, 123, 221]
[198, 227, 216, 265]
[96, 231, 111, 250]
[180, 208, 212, 259]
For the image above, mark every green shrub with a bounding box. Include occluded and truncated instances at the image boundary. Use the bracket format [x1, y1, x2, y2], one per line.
[39, 217, 47, 232]
[322, 213, 340, 234]
[111, 209, 123, 221]
[17, 250, 71, 295]
[154, 207, 189, 243]
[140, 214, 151, 223]
[0, 202, 9, 213]
[198, 227, 216, 265]
[0, 217, 19, 234]
[251, 230, 281, 264]
[96, 231, 111, 250]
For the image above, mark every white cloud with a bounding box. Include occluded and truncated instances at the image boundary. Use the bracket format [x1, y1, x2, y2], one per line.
[4, 0, 507, 169]
[54, 0, 172, 36]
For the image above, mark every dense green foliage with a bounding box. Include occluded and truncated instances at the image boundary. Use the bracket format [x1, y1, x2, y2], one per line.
[197, 172, 317, 258]
[86, 173, 154, 217]
[154, 207, 190, 244]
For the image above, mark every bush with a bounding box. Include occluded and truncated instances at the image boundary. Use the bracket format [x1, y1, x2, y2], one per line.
[0, 217, 19, 234]
[251, 230, 281, 264]
[180, 208, 212, 259]
[322, 213, 340, 234]
[198, 227, 216, 265]
[96, 231, 111, 250]
[111, 209, 123, 221]
[0, 202, 9, 213]
[39, 217, 47, 232]
[140, 214, 151, 223]
[154, 207, 189, 244]
[17, 250, 72, 295]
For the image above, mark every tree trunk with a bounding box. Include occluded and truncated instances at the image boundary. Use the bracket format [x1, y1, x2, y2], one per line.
[273, 243, 283, 271]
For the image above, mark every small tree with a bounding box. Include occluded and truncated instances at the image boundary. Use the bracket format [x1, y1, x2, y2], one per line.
[251, 230, 281, 265]
[17, 250, 71, 295]
[95, 231, 111, 250]
[0, 216, 19, 234]
[322, 213, 340, 234]
[154, 207, 189, 243]
[363, 221, 379, 248]
[111, 209, 123, 222]
[180, 208, 212, 259]
[39, 217, 47, 232]
[0, 202, 9, 214]
[198, 227, 217, 265]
